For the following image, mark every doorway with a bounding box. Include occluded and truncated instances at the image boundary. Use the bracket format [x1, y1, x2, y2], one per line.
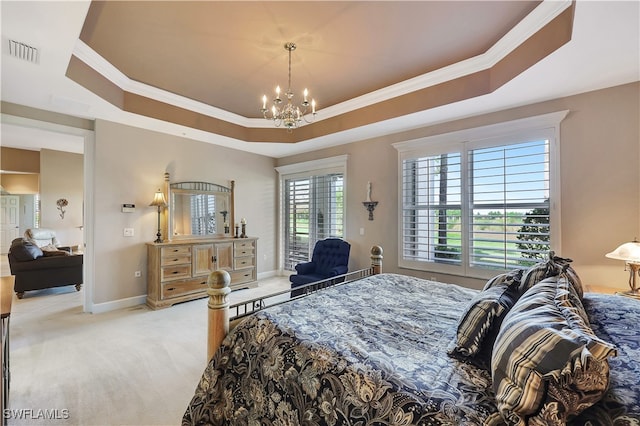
[1, 195, 21, 252]
[1, 115, 93, 312]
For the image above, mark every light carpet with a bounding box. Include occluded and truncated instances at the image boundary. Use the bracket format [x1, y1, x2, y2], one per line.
[5, 277, 290, 425]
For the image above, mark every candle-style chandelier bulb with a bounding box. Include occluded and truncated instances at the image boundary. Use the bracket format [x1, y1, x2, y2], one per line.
[260, 42, 317, 132]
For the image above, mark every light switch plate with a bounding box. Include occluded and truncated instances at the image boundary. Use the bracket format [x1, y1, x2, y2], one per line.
[123, 228, 134, 237]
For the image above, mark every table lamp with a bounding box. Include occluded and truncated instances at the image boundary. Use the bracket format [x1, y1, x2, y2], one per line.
[605, 239, 640, 299]
[149, 189, 167, 243]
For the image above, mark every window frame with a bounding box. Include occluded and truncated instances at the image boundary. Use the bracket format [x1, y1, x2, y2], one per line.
[276, 155, 348, 273]
[393, 111, 567, 280]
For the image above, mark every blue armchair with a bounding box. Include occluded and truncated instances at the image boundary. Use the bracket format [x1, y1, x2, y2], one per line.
[290, 238, 351, 296]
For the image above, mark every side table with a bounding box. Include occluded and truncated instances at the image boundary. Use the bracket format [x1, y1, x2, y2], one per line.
[585, 284, 640, 299]
[1, 276, 14, 426]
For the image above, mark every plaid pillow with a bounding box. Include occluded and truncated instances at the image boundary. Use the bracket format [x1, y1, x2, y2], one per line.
[491, 275, 616, 425]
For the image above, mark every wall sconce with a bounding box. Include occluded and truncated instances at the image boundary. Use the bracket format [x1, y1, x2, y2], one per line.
[56, 198, 68, 219]
[606, 238, 640, 298]
[362, 181, 378, 220]
[149, 189, 167, 243]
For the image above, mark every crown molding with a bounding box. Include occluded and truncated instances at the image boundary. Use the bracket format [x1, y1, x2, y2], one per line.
[320, 0, 572, 120]
[71, 0, 572, 129]
[72, 39, 254, 127]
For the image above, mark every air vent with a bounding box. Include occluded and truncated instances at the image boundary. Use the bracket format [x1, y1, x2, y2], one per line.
[8, 39, 39, 64]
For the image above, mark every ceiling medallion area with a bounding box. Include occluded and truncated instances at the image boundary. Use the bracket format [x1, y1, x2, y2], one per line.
[260, 42, 317, 132]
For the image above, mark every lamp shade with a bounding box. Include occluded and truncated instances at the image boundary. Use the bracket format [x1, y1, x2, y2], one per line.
[606, 240, 640, 263]
[149, 190, 167, 208]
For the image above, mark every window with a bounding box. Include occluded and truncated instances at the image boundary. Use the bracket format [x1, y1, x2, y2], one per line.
[395, 112, 566, 278]
[190, 194, 216, 235]
[276, 156, 347, 272]
[34, 193, 41, 228]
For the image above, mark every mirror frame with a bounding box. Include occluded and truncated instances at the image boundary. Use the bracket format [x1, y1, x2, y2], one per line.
[167, 179, 234, 240]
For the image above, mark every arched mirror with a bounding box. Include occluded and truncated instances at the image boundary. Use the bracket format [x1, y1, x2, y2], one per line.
[168, 180, 234, 239]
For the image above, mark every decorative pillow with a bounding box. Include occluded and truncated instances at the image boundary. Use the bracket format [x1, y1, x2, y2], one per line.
[9, 238, 43, 261]
[491, 275, 616, 425]
[483, 269, 524, 291]
[450, 271, 523, 369]
[42, 250, 70, 257]
[520, 252, 584, 298]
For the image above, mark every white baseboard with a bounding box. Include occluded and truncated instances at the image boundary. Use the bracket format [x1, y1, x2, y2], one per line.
[88, 295, 147, 314]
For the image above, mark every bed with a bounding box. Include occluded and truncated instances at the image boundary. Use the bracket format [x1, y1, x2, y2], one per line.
[183, 248, 640, 425]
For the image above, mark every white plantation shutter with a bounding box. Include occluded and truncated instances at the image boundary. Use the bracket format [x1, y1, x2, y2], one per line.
[469, 140, 550, 269]
[190, 193, 216, 235]
[402, 153, 462, 265]
[395, 112, 565, 278]
[283, 173, 344, 271]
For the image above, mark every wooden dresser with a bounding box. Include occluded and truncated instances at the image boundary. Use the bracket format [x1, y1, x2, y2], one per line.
[146, 237, 258, 309]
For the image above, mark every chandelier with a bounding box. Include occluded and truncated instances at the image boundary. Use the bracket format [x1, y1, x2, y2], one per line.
[261, 42, 316, 131]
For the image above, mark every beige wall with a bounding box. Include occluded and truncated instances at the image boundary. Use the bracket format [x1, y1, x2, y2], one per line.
[5, 81, 638, 307]
[0, 146, 40, 173]
[0, 174, 39, 194]
[92, 120, 277, 304]
[277, 82, 640, 291]
[0, 147, 82, 244]
[40, 149, 84, 247]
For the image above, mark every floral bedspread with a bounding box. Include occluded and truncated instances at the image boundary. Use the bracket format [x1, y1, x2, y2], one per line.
[183, 273, 640, 425]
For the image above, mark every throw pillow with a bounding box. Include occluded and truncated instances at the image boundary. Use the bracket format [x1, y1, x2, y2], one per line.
[450, 276, 522, 369]
[43, 250, 70, 257]
[9, 238, 43, 261]
[483, 269, 523, 291]
[520, 252, 584, 298]
[491, 275, 616, 425]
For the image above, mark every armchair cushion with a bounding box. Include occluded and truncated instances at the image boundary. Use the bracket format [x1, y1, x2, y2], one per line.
[9, 238, 43, 261]
[294, 262, 315, 275]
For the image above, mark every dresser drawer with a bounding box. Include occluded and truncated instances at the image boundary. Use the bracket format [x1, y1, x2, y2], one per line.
[161, 246, 191, 257]
[234, 241, 254, 256]
[162, 277, 209, 299]
[161, 254, 191, 266]
[230, 268, 255, 285]
[161, 264, 192, 282]
[234, 256, 255, 269]
[234, 247, 254, 257]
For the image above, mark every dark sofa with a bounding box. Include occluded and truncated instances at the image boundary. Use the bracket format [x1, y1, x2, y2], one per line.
[7, 238, 83, 299]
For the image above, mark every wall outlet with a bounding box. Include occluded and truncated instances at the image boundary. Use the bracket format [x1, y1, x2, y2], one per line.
[123, 228, 134, 237]
[134, 271, 141, 278]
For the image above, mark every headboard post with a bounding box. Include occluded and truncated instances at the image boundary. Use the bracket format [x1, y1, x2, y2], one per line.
[371, 245, 383, 275]
[207, 270, 231, 361]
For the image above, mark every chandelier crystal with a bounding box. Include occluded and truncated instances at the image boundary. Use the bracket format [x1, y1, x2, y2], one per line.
[261, 42, 316, 131]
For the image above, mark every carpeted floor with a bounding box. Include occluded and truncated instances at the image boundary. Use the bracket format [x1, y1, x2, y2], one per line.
[4, 276, 290, 425]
